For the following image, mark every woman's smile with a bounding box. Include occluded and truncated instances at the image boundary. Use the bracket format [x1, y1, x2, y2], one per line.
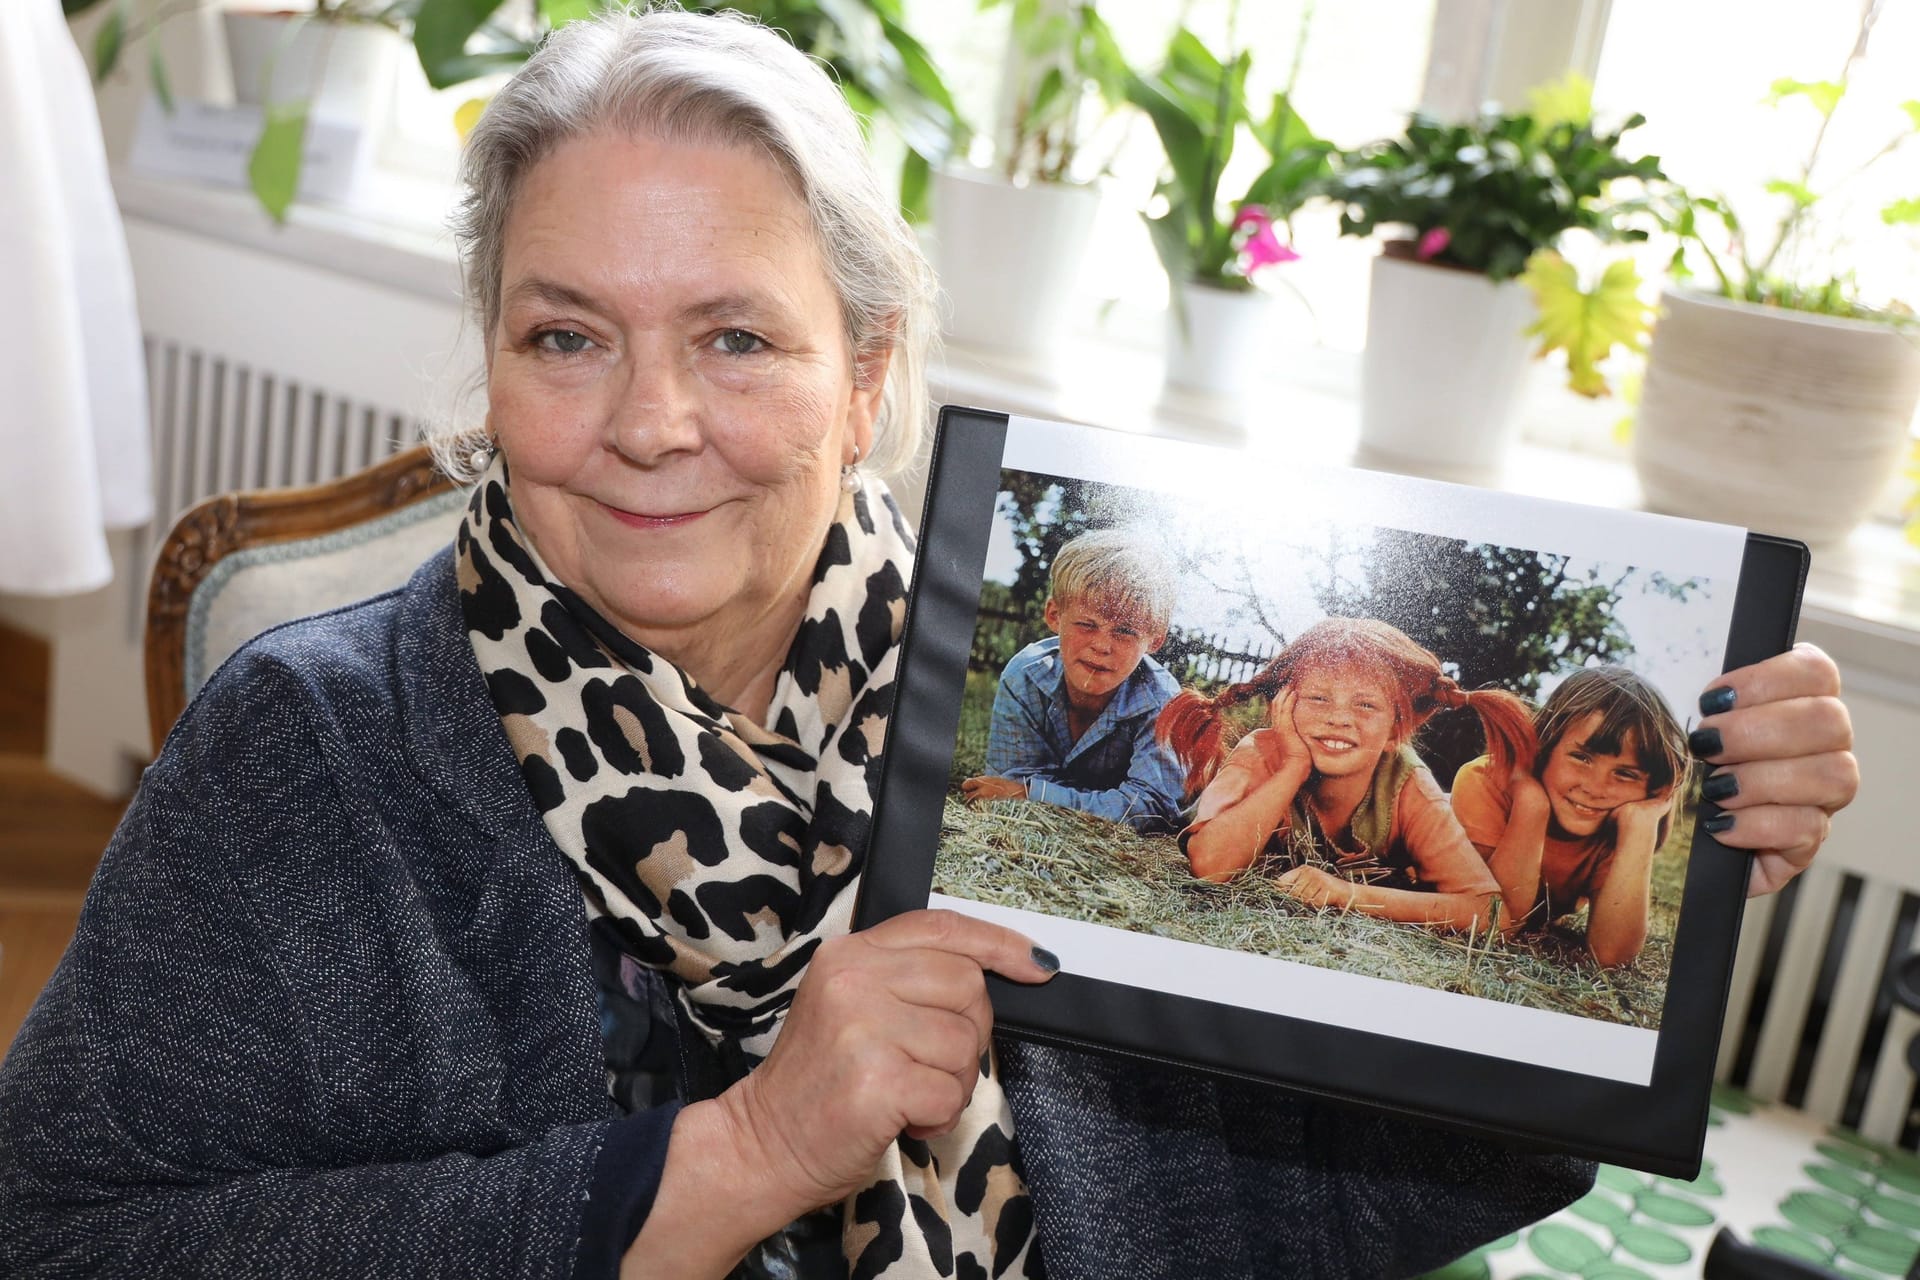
[597, 499, 714, 529]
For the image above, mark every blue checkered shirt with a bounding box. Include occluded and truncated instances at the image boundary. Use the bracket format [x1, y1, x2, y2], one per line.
[983, 637, 1186, 832]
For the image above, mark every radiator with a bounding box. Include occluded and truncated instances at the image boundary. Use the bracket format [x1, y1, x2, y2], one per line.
[124, 335, 419, 639]
[41, 212, 469, 795]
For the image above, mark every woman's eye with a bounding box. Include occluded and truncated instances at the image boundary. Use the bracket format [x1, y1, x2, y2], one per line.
[713, 328, 767, 355]
[535, 329, 594, 355]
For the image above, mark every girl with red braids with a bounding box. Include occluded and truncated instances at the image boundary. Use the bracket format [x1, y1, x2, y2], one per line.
[1156, 618, 1536, 932]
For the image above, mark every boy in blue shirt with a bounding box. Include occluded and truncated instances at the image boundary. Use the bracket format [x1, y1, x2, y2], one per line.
[960, 528, 1186, 832]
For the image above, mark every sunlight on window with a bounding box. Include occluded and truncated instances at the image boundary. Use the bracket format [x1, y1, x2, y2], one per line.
[1593, 0, 1920, 314]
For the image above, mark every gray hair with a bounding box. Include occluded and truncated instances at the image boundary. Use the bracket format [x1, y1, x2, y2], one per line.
[429, 6, 937, 480]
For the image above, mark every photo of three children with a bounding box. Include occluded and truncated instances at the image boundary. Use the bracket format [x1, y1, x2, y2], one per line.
[936, 467, 1725, 1030]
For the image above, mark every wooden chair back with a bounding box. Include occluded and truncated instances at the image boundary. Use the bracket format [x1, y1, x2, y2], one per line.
[143, 444, 459, 751]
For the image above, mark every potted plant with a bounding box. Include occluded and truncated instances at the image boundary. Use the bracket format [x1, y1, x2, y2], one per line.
[1629, 33, 1920, 545]
[1128, 18, 1330, 399]
[76, 0, 961, 224]
[1321, 80, 1663, 479]
[929, 0, 1129, 359]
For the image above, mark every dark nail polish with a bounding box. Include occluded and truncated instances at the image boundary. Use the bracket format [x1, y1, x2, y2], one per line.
[1689, 726, 1723, 758]
[1699, 686, 1737, 717]
[1702, 771, 1740, 803]
[1031, 946, 1060, 975]
[1704, 811, 1736, 835]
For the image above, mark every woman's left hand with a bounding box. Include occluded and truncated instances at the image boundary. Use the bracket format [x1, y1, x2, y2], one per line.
[1692, 642, 1858, 897]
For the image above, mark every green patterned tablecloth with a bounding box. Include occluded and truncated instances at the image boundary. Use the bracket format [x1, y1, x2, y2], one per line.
[1421, 1088, 1920, 1279]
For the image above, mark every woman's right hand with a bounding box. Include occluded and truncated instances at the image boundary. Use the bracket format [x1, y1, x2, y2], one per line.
[719, 909, 1056, 1215]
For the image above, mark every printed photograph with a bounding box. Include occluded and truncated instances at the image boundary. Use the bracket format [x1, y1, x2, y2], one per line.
[933, 465, 1735, 1033]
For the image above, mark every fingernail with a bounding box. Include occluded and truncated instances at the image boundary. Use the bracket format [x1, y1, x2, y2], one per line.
[1031, 946, 1060, 975]
[1704, 811, 1735, 834]
[1702, 771, 1740, 802]
[1689, 727, 1723, 758]
[1699, 686, 1737, 717]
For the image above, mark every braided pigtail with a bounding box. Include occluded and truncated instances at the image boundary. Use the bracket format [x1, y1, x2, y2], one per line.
[1157, 681, 1264, 798]
[1425, 676, 1537, 778]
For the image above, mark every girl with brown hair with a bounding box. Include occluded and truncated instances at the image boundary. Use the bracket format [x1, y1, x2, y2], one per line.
[1449, 666, 1693, 967]
[1157, 617, 1537, 932]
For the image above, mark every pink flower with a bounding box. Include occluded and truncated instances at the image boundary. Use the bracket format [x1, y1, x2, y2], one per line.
[1415, 227, 1451, 261]
[1232, 205, 1301, 273]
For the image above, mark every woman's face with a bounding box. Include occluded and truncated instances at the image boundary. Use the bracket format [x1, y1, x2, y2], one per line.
[1538, 711, 1653, 838]
[1289, 662, 1397, 779]
[486, 130, 888, 653]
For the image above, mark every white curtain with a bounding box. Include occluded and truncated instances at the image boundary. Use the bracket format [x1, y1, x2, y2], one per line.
[0, 0, 153, 595]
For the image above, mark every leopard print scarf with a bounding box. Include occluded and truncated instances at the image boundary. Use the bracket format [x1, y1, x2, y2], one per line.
[455, 457, 1037, 1279]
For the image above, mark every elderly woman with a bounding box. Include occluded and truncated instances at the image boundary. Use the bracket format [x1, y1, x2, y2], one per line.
[0, 11, 1857, 1280]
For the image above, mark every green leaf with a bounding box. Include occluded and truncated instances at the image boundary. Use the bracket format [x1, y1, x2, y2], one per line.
[1077, 7, 1129, 106]
[1658, 1169, 1725, 1197]
[1633, 1189, 1716, 1226]
[1807, 1161, 1876, 1199]
[1880, 1166, 1920, 1197]
[150, 43, 173, 114]
[1612, 1224, 1692, 1265]
[1865, 1191, 1920, 1229]
[535, 0, 594, 25]
[1569, 1193, 1632, 1229]
[1527, 1222, 1607, 1271]
[898, 148, 931, 224]
[1751, 1226, 1836, 1265]
[1901, 100, 1920, 133]
[92, 0, 126, 82]
[1837, 1232, 1917, 1275]
[1413, 1250, 1490, 1280]
[1818, 1142, 1883, 1173]
[1768, 77, 1845, 117]
[413, 0, 511, 89]
[247, 99, 310, 224]
[1849, 1226, 1920, 1255]
[64, 0, 110, 16]
[1781, 1190, 1863, 1240]
[1597, 1165, 1646, 1193]
[1881, 197, 1920, 225]
[1127, 72, 1211, 217]
[1520, 251, 1651, 397]
[1526, 72, 1594, 131]
[1765, 178, 1818, 209]
[1580, 1266, 1656, 1280]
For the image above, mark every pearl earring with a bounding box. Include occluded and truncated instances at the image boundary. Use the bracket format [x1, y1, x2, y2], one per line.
[469, 441, 495, 473]
[840, 443, 863, 494]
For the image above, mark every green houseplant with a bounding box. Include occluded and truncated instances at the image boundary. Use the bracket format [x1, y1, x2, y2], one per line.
[929, 0, 1131, 356]
[1126, 17, 1331, 397]
[1318, 80, 1664, 478]
[1628, 7, 1920, 546]
[76, 0, 961, 223]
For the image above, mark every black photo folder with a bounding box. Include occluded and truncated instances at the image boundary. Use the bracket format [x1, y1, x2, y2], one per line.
[857, 405, 1810, 1177]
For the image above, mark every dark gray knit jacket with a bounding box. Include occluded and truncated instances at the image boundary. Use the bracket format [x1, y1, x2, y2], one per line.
[0, 548, 1592, 1278]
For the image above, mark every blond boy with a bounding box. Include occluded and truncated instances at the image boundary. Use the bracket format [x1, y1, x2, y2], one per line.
[961, 528, 1184, 832]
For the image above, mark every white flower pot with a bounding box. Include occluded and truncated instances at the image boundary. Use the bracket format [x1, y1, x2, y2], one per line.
[222, 12, 398, 119]
[930, 168, 1100, 359]
[1163, 280, 1277, 400]
[1633, 289, 1920, 544]
[1358, 249, 1536, 482]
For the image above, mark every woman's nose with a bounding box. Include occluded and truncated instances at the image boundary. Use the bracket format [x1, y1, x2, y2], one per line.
[608, 347, 704, 464]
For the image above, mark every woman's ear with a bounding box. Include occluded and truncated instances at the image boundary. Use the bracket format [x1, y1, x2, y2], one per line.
[847, 340, 893, 460]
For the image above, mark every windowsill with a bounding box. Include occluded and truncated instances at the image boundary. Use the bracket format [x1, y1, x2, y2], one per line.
[112, 166, 465, 305]
[115, 169, 1920, 678]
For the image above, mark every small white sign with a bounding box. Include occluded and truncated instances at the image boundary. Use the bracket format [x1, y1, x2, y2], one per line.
[128, 97, 367, 205]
